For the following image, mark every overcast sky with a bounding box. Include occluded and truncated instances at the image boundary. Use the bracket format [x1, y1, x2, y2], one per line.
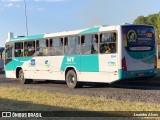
[0, 0, 160, 46]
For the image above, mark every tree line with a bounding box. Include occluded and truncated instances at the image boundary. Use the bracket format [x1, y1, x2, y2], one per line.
[134, 12, 160, 44]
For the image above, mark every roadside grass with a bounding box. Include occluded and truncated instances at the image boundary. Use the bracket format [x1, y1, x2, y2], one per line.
[0, 87, 160, 112]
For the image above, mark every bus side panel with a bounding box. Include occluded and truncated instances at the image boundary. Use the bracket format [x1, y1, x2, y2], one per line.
[22, 56, 65, 80]
[5, 71, 16, 78]
[78, 72, 108, 83]
[5, 57, 32, 78]
[79, 54, 107, 82]
[99, 54, 119, 83]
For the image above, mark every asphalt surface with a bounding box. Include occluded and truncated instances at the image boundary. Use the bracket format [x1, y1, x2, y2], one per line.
[0, 71, 160, 104]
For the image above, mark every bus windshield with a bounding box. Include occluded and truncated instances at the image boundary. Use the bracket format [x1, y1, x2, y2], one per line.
[122, 25, 155, 52]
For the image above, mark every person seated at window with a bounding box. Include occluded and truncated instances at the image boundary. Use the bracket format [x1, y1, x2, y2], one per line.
[105, 43, 116, 54]
[20, 50, 24, 57]
[100, 44, 108, 53]
[105, 48, 110, 54]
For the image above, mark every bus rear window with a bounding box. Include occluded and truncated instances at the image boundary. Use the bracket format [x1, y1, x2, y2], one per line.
[122, 25, 155, 52]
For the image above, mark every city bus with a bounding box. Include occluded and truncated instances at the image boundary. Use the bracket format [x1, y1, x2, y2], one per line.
[0, 47, 4, 70]
[4, 24, 157, 89]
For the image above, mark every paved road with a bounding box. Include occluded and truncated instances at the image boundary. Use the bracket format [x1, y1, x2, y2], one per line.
[0, 71, 160, 104]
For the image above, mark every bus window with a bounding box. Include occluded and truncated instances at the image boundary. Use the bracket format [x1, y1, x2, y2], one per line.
[36, 40, 39, 51]
[49, 39, 53, 47]
[91, 34, 98, 54]
[65, 36, 80, 55]
[46, 39, 49, 47]
[81, 34, 98, 54]
[35, 39, 49, 56]
[14, 42, 23, 57]
[50, 38, 63, 56]
[100, 32, 117, 54]
[24, 41, 35, 56]
[5, 43, 13, 59]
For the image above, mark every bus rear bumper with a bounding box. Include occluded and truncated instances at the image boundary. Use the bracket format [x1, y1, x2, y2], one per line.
[118, 69, 157, 80]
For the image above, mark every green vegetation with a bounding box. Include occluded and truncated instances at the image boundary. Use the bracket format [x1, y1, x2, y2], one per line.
[134, 12, 160, 44]
[0, 87, 160, 112]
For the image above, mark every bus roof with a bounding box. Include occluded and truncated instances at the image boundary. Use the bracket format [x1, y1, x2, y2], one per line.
[6, 24, 154, 43]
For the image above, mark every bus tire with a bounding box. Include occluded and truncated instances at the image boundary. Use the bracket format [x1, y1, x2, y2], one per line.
[66, 70, 82, 89]
[18, 69, 33, 84]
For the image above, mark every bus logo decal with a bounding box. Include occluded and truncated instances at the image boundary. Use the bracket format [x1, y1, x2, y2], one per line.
[67, 57, 74, 63]
[111, 55, 116, 58]
[30, 59, 35, 66]
[108, 61, 116, 66]
[127, 30, 137, 42]
[45, 60, 50, 67]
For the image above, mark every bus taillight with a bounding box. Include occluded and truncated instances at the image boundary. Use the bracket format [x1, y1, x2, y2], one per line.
[122, 57, 127, 71]
[155, 55, 157, 69]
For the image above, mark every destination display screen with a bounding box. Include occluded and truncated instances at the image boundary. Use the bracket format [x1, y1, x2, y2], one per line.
[122, 25, 155, 51]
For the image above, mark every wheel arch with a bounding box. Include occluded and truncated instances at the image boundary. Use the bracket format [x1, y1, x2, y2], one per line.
[16, 67, 22, 78]
[65, 66, 77, 79]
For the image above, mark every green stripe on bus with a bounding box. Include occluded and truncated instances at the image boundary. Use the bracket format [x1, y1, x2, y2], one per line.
[79, 27, 100, 34]
[9, 34, 45, 42]
[5, 57, 32, 70]
[60, 55, 99, 72]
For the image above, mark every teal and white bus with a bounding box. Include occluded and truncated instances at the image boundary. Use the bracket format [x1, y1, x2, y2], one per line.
[5, 24, 157, 88]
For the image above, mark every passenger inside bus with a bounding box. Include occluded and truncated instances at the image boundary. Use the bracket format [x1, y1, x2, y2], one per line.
[106, 43, 116, 53]
[100, 32, 117, 54]
[100, 43, 116, 54]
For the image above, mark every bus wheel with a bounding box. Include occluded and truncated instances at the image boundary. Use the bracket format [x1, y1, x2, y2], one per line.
[19, 69, 33, 84]
[66, 70, 82, 89]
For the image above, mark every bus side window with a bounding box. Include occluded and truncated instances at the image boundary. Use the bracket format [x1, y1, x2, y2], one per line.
[64, 37, 68, 55]
[50, 38, 63, 56]
[91, 34, 98, 54]
[100, 32, 117, 54]
[65, 36, 80, 55]
[81, 36, 85, 45]
[5, 43, 13, 59]
[24, 41, 35, 56]
[36, 39, 49, 56]
[81, 35, 92, 54]
[36, 40, 39, 51]
[49, 39, 53, 47]
[14, 42, 23, 57]
[46, 39, 49, 47]
[33, 40, 40, 56]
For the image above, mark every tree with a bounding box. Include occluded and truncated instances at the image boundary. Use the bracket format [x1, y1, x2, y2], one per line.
[134, 16, 146, 24]
[134, 13, 160, 45]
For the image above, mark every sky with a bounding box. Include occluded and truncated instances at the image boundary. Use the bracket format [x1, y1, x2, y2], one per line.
[0, 0, 160, 47]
